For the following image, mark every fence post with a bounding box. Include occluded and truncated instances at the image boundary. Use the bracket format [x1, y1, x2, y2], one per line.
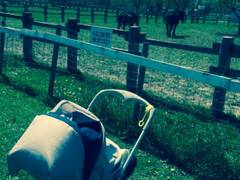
[1, 2, 7, 22]
[203, 15, 206, 24]
[22, 12, 35, 67]
[126, 26, 140, 93]
[211, 36, 233, 118]
[91, 9, 95, 23]
[227, 17, 230, 27]
[23, 3, 29, 12]
[48, 26, 61, 97]
[61, 6, 65, 22]
[43, 5, 48, 22]
[155, 14, 158, 24]
[146, 12, 149, 24]
[66, 18, 79, 74]
[137, 42, 149, 95]
[104, 9, 108, 24]
[127, 26, 142, 120]
[0, 20, 6, 73]
[76, 7, 80, 22]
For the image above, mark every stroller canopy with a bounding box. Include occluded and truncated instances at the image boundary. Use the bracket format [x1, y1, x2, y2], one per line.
[8, 100, 129, 180]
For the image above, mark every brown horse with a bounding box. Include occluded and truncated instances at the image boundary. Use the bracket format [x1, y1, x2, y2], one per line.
[165, 10, 186, 37]
[117, 12, 140, 30]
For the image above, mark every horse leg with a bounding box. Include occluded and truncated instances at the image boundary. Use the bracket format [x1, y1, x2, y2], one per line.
[123, 23, 126, 30]
[166, 23, 170, 37]
[170, 25, 174, 37]
[172, 24, 177, 37]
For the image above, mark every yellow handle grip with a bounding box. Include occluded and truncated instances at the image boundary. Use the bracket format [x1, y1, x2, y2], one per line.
[138, 105, 153, 127]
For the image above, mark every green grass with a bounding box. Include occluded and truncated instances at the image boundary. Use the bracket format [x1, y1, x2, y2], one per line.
[0, 84, 49, 179]
[0, 71, 194, 180]
[1, 54, 240, 179]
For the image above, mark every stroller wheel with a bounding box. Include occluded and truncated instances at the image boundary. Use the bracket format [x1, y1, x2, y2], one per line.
[123, 155, 137, 179]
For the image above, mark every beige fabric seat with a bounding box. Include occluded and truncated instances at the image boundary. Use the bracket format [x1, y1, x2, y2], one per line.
[8, 115, 85, 179]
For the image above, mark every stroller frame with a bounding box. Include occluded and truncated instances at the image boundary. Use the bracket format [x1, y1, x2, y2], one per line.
[7, 89, 155, 179]
[87, 89, 155, 177]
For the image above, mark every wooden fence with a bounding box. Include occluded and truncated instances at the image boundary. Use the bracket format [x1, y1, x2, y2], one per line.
[0, 3, 233, 25]
[145, 37, 240, 117]
[0, 11, 239, 120]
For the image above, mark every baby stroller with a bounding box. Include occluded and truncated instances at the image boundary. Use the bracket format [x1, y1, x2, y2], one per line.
[7, 89, 155, 179]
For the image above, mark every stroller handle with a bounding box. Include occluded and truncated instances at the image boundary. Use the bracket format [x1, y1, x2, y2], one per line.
[87, 89, 155, 180]
[87, 89, 152, 111]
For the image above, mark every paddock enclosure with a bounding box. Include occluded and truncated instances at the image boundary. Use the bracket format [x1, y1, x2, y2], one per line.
[0, 4, 240, 179]
[0, 6, 239, 121]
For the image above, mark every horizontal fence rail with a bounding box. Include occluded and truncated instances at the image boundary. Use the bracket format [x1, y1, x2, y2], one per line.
[0, 12, 22, 19]
[0, 26, 239, 93]
[145, 38, 219, 55]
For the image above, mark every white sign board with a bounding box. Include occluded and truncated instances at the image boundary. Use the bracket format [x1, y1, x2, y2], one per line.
[90, 27, 112, 48]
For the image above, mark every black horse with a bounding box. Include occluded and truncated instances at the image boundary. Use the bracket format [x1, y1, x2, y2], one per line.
[165, 10, 186, 37]
[117, 12, 140, 30]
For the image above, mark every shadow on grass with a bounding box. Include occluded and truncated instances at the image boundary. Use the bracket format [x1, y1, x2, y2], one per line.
[172, 35, 190, 39]
[0, 73, 37, 96]
[27, 62, 85, 81]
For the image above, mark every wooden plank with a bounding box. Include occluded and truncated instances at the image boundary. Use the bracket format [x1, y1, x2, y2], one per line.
[77, 23, 127, 36]
[232, 44, 240, 58]
[210, 66, 240, 78]
[137, 42, 149, 94]
[66, 19, 79, 73]
[0, 12, 22, 19]
[208, 42, 240, 59]
[145, 38, 219, 55]
[212, 42, 221, 52]
[127, 26, 140, 93]
[0, 26, 240, 92]
[211, 37, 233, 117]
[22, 12, 34, 66]
[33, 21, 64, 29]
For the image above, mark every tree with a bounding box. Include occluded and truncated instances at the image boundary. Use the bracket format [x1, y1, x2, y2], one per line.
[99, 0, 111, 5]
[219, 0, 240, 33]
[154, 0, 164, 15]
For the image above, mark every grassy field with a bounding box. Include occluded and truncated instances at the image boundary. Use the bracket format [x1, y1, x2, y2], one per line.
[1, 54, 240, 179]
[0, 79, 195, 179]
[1, 6, 240, 179]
